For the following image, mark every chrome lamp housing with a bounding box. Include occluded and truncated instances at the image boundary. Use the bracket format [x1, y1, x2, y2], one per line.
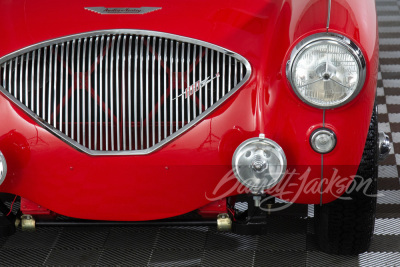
[232, 135, 287, 194]
[286, 33, 366, 109]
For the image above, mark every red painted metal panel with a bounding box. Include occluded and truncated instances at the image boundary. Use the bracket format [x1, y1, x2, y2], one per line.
[0, 0, 378, 220]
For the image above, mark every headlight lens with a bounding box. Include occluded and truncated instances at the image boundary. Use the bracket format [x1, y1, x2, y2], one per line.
[287, 33, 366, 108]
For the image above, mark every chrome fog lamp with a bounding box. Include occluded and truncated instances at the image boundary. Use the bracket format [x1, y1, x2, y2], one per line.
[310, 128, 337, 154]
[232, 134, 287, 194]
[0, 151, 6, 186]
[286, 33, 366, 108]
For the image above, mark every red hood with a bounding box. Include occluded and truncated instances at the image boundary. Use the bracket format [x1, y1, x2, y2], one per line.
[0, 0, 328, 67]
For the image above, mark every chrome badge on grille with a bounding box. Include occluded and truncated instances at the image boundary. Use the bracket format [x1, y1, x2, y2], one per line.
[85, 7, 161, 15]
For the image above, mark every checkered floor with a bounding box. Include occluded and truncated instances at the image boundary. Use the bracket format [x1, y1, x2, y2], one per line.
[1, 0, 400, 266]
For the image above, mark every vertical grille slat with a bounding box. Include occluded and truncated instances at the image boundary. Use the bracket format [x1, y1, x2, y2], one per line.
[140, 36, 144, 150]
[145, 36, 150, 149]
[110, 36, 115, 151]
[210, 50, 214, 106]
[30, 51, 36, 112]
[157, 38, 162, 143]
[122, 36, 127, 150]
[240, 62, 243, 80]
[87, 38, 92, 149]
[0, 31, 249, 154]
[56, 44, 61, 132]
[99, 37, 104, 150]
[66, 42, 70, 136]
[2, 63, 5, 88]
[163, 39, 168, 141]
[36, 52, 39, 113]
[180, 43, 185, 129]
[174, 41, 179, 132]
[186, 43, 191, 123]
[19, 56, 23, 103]
[216, 51, 220, 101]
[94, 37, 98, 150]
[71, 40, 75, 139]
[104, 37, 110, 151]
[228, 56, 232, 98]
[192, 45, 197, 120]
[134, 36, 139, 150]
[46, 49, 51, 124]
[234, 58, 238, 86]
[169, 40, 173, 136]
[41, 49, 46, 118]
[151, 36, 156, 147]
[127, 36, 133, 150]
[8, 60, 12, 102]
[25, 53, 29, 109]
[204, 48, 208, 110]
[65, 42, 70, 137]
[222, 54, 226, 97]
[199, 46, 202, 114]
[82, 39, 87, 147]
[77, 40, 81, 144]
[14, 57, 18, 100]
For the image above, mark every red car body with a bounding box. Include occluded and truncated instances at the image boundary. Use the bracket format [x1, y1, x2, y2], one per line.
[0, 0, 378, 221]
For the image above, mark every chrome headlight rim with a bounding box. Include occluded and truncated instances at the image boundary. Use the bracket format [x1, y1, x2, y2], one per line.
[286, 33, 367, 109]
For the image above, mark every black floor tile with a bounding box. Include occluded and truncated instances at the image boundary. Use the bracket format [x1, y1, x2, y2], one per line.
[97, 249, 152, 267]
[155, 228, 207, 250]
[53, 227, 109, 250]
[44, 249, 100, 266]
[3, 229, 59, 249]
[306, 252, 359, 267]
[205, 230, 258, 251]
[257, 233, 306, 252]
[254, 251, 307, 267]
[0, 248, 51, 266]
[149, 250, 203, 267]
[202, 250, 254, 267]
[104, 228, 158, 250]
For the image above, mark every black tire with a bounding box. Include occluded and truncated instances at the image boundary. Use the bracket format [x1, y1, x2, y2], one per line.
[314, 107, 378, 255]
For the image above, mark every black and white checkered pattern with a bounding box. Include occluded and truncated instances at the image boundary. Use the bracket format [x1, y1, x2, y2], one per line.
[0, 0, 399, 266]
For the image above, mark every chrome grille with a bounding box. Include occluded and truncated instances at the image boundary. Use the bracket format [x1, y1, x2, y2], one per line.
[0, 30, 251, 155]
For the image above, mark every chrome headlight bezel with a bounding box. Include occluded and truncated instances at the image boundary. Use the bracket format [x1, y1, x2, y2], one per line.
[286, 33, 367, 109]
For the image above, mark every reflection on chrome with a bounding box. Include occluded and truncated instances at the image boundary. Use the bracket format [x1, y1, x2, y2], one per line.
[0, 151, 6, 185]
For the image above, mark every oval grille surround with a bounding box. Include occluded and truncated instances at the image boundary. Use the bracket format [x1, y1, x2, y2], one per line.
[0, 30, 251, 155]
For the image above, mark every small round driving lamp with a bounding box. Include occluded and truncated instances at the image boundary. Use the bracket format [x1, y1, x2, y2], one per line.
[310, 128, 337, 154]
[232, 135, 287, 194]
[286, 33, 366, 108]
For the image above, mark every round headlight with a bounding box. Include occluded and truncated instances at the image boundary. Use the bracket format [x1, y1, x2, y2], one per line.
[232, 135, 287, 194]
[286, 33, 366, 108]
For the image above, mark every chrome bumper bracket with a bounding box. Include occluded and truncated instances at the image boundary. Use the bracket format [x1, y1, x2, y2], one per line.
[378, 132, 391, 161]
